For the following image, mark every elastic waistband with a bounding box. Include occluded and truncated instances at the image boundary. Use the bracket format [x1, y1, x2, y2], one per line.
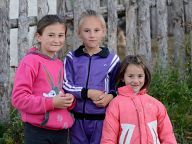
[73, 112, 105, 120]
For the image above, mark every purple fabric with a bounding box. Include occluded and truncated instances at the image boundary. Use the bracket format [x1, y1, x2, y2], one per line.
[63, 46, 120, 114]
[70, 119, 103, 144]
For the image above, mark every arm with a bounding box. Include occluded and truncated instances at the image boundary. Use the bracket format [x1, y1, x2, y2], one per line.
[108, 54, 120, 97]
[101, 100, 120, 144]
[63, 52, 83, 100]
[12, 62, 54, 114]
[94, 55, 120, 107]
[157, 103, 177, 144]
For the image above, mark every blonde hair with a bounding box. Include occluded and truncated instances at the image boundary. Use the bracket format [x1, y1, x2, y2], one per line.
[78, 9, 106, 32]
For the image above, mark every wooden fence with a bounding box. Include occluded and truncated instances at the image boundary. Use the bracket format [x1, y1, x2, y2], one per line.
[0, 0, 192, 122]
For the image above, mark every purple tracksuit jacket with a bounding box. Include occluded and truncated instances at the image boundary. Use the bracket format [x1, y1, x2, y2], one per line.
[63, 45, 120, 144]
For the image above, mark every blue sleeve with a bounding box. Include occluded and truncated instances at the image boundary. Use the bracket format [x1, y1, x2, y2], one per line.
[108, 54, 120, 97]
[63, 52, 84, 100]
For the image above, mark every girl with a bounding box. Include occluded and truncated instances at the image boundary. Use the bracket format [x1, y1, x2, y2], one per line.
[101, 55, 177, 144]
[12, 15, 75, 144]
[63, 9, 120, 144]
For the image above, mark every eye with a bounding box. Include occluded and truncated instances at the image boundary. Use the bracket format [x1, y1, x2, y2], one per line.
[95, 29, 100, 32]
[48, 34, 54, 37]
[84, 29, 89, 32]
[128, 75, 133, 78]
[59, 34, 65, 38]
[138, 74, 144, 78]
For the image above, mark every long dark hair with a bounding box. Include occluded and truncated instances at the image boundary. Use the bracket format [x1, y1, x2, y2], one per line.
[116, 55, 151, 90]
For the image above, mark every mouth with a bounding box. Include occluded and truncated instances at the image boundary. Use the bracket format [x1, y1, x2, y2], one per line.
[52, 45, 61, 46]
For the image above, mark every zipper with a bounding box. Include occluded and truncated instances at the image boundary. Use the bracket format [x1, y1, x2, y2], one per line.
[83, 56, 92, 117]
[132, 96, 142, 143]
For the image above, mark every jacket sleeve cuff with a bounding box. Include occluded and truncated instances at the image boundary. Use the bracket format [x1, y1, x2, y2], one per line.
[81, 88, 88, 99]
[108, 90, 117, 98]
[45, 98, 54, 112]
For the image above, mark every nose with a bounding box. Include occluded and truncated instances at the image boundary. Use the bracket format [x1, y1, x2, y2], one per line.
[132, 77, 139, 84]
[89, 30, 95, 37]
[53, 36, 60, 43]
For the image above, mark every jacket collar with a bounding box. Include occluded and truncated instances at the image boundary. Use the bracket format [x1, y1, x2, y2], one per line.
[118, 85, 147, 97]
[74, 45, 109, 58]
[27, 47, 57, 60]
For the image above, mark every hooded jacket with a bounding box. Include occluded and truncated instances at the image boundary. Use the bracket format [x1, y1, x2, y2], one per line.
[101, 85, 177, 144]
[12, 47, 74, 130]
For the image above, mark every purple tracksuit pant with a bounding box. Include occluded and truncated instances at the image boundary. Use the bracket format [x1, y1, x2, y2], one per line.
[69, 119, 103, 144]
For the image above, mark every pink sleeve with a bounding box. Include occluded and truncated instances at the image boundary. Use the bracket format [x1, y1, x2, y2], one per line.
[157, 103, 177, 144]
[101, 100, 120, 144]
[12, 62, 54, 114]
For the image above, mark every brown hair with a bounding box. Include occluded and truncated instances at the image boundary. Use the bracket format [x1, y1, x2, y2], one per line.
[36, 14, 67, 35]
[33, 14, 67, 48]
[116, 55, 151, 90]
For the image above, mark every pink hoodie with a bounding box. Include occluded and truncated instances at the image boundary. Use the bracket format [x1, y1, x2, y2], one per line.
[101, 85, 177, 144]
[12, 47, 75, 130]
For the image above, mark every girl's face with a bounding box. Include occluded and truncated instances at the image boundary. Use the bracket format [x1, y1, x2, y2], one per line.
[78, 16, 105, 50]
[124, 64, 145, 93]
[36, 23, 66, 57]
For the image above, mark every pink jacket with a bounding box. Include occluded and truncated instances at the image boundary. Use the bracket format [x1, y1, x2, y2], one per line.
[12, 47, 75, 130]
[101, 85, 177, 144]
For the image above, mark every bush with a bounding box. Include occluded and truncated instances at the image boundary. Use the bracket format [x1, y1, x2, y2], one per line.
[149, 69, 192, 143]
[0, 108, 24, 144]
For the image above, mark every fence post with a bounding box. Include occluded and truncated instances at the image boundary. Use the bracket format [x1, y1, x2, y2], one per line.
[107, 0, 118, 53]
[137, 0, 152, 64]
[37, 0, 49, 20]
[0, 0, 10, 122]
[172, 0, 185, 74]
[188, 1, 192, 70]
[18, 0, 29, 62]
[156, 0, 168, 69]
[125, 0, 138, 55]
[184, 0, 192, 72]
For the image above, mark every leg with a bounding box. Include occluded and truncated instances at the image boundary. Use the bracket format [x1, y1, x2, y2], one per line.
[24, 123, 50, 144]
[69, 119, 89, 144]
[89, 120, 103, 144]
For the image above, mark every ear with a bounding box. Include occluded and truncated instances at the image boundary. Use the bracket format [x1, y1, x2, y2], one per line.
[76, 29, 82, 40]
[35, 32, 42, 43]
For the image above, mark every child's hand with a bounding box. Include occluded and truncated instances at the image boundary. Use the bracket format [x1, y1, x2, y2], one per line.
[88, 89, 104, 101]
[93, 94, 113, 107]
[53, 92, 74, 109]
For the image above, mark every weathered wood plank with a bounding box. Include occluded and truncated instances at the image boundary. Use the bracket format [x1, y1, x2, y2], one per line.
[125, 0, 138, 55]
[156, 0, 168, 69]
[186, 0, 192, 70]
[172, 0, 185, 72]
[137, 0, 152, 64]
[18, 0, 29, 62]
[37, 0, 49, 20]
[57, 0, 66, 18]
[107, 0, 118, 53]
[0, 0, 10, 122]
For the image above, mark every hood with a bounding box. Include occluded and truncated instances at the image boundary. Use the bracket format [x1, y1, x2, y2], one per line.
[27, 47, 57, 60]
[117, 85, 147, 97]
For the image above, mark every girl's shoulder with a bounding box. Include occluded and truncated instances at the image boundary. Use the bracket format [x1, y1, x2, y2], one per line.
[144, 94, 166, 108]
